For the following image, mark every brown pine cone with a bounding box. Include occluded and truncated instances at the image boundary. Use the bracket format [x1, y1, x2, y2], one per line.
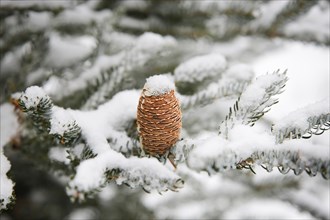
[137, 76, 182, 156]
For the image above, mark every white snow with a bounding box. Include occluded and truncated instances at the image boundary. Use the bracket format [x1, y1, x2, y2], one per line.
[65, 207, 98, 220]
[26, 11, 52, 32]
[44, 33, 97, 68]
[48, 146, 70, 164]
[174, 53, 227, 83]
[20, 86, 49, 109]
[143, 75, 175, 96]
[0, 150, 14, 210]
[70, 150, 181, 193]
[224, 63, 254, 82]
[282, 1, 330, 43]
[273, 98, 329, 134]
[54, 4, 111, 26]
[249, 0, 289, 31]
[0, 103, 18, 210]
[0, 103, 19, 147]
[239, 72, 286, 109]
[223, 198, 315, 219]
[49, 107, 76, 136]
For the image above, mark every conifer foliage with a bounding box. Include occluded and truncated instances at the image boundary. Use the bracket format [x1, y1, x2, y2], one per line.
[1, 1, 329, 219]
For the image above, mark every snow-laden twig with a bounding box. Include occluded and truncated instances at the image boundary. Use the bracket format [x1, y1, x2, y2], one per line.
[184, 125, 330, 179]
[272, 99, 330, 143]
[0, 150, 15, 210]
[67, 150, 184, 201]
[15, 86, 184, 200]
[174, 53, 227, 84]
[219, 70, 288, 138]
[82, 32, 178, 109]
[179, 63, 254, 110]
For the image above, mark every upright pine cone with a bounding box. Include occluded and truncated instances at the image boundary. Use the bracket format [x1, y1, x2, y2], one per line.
[137, 75, 182, 156]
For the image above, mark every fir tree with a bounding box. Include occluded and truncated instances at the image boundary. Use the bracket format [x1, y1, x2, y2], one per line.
[1, 1, 329, 219]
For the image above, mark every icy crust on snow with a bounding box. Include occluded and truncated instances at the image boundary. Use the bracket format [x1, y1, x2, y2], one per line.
[69, 151, 182, 194]
[143, 75, 175, 96]
[273, 99, 329, 132]
[174, 53, 227, 83]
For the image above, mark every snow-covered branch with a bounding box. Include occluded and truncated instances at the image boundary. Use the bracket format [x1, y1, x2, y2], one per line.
[272, 99, 330, 143]
[14, 85, 184, 200]
[219, 70, 287, 137]
[179, 63, 254, 110]
[183, 125, 329, 179]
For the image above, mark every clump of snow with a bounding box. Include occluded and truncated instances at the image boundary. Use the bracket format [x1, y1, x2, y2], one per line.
[0, 150, 14, 210]
[282, 2, 330, 43]
[143, 75, 175, 96]
[249, 0, 289, 31]
[224, 63, 254, 82]
[239, 72, 286, 108]
[135, 32, 177, 53]
[0, 103, 19, 147]
[174, 53, 227, 83]
[65, 207, 99, 220]
[223, 198, 314, 219]
[69, 150, 182, 193]
[44, 33, 97, 68]
[54, 4, 111, 26]
[26, 11, 52, 32]
[20, 86, 49, 109]
[50, 107, 76, 136]
[48, 146, 70, 164]
[273, 98, 329, 134]
[0, 42, 32, 74]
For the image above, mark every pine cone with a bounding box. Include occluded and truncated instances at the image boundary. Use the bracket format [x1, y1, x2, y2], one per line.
[137, 75, 182, 156]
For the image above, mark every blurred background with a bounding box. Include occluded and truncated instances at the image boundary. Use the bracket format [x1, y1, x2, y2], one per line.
[0, 0, 329, 219]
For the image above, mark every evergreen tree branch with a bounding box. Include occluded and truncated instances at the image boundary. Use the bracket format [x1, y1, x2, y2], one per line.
[184, 138, 329, 180]
[179, 63, 254, 111]
[67, 150, 184, 202]
[219, 70, 288, 138]
[272, 99, 330, 144]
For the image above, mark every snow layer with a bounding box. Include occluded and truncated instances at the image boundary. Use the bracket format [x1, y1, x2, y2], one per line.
[0, 103, 18, 210]
[223, 198, 315, 219]
[273, 98, 329, 133]
[0, 150, 14, 210]
[50, 107, 76, 136]
[282, 2, 330, 43]
[20, 86, 49, 109]
[174, 53, 227, 83]
[44, 33, 97, 68]
[143, 75, 175, 96]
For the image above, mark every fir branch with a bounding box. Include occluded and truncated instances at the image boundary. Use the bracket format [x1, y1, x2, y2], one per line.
[179, 63, 254, 111]
[219, 70, 288, 137]
[186, 141, 329, 180]
[179, 81, 249, 111]
[16, 86, 82, 146]
[272, 99, 330, 144]
[67, 150, 184, 202]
